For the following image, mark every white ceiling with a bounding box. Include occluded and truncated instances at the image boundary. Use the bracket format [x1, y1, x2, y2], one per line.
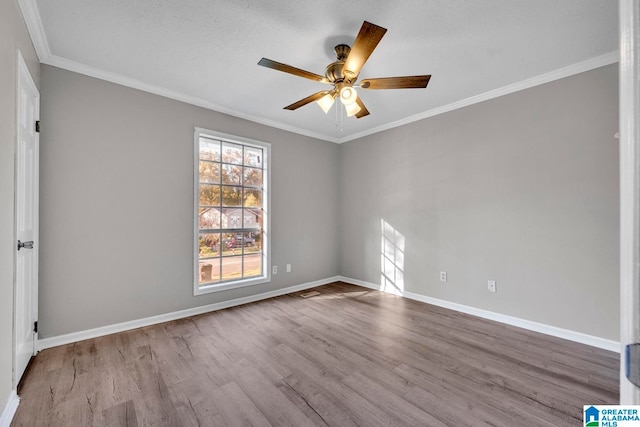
[21, 0, 618, 143]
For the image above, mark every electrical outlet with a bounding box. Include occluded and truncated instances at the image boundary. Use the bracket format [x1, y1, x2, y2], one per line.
[488, 280, 497, 293]
[272, 265, 278, 274]
[286, 264, 291, 273]
[440, 271, 447, 282]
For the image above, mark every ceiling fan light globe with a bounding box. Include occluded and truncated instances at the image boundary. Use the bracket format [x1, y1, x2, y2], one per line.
[316, 93, 335, 114]
[340, 86, 358, 105]
[345, 102, 362, 117]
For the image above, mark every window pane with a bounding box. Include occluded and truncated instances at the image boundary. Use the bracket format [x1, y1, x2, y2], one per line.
[199, 208, 221, 229]
[221, 256, 243, 281]
[199, 259, 220, 284]
[245, 208, 262, 228]
[254, 230, 263, 250]
[222, 142, 243, 164]
[222, 164, 242, 185]
[222, 186, 242, 207]
[241, 209, 259, 229]
[244, 146, 263, 167]
[222, 232, 239, 256]
[199, 233, 221, 258]
[222, 208, 242, 229]
[199, 161, 220, 184]
[199, 184, 220, 206]
[243, 253, 262, 278]
[199, 138, 220, 161]
[243, 167, 262, 186]
[244, 189, 262, 207]
[243, 231, 261, 253]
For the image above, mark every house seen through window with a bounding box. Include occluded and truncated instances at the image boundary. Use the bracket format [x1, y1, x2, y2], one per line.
[194, 129, 270, 294]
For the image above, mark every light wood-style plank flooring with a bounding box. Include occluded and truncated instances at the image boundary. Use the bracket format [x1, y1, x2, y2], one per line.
[12, 282, 619, 426]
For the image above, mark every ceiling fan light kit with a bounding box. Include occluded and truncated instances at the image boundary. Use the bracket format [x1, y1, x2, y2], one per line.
[344, 101, 362, 117]
[339, 86, 358, 105]
[316, 91, 337, 113]
[258, 21, 431, 120]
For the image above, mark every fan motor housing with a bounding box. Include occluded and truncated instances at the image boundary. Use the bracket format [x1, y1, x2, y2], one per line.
[325, 44, 356, 84]
[325, 61, 345, 83]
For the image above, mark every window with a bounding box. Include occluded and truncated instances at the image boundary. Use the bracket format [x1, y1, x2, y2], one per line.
[194, 128, 270, 294]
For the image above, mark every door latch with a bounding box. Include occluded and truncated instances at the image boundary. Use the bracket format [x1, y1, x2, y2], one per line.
[17, 240, 34, 250]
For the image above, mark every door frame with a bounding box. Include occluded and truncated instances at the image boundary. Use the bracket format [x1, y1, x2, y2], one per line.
[13, 49, 39, 389]
[619, 0, 640, 404]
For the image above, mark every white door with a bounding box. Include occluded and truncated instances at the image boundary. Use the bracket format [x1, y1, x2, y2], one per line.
[620, 0, 640, 404]
[14, 50, 39, 386]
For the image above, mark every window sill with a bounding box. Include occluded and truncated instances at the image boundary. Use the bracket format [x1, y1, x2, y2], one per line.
[194, 274, 271, 295]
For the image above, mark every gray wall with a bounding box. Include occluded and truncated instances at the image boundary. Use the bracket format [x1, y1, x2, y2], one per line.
[39, 65, 339, 337]
[39, 62, 619, 342]
[0, 0, 40, 409]
[339, 64, 620, 341]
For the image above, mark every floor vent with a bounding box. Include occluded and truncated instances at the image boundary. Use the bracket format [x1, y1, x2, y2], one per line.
[300, 291, 321, 298]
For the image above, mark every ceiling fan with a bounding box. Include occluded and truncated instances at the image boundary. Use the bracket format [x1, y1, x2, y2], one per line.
[258, 21, 431, 119]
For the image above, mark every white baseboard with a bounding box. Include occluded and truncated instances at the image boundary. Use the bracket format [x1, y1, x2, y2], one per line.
[339, 276, 620, 353]
[37, 276, 340, 351]
[36, 275, 620, 354]
[0, 391, 19, 427]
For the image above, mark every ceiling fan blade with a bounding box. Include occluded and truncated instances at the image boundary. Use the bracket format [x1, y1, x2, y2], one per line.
[342, 21, 387, 81]
[360, 75, 431, 90]
[258, 58, 329, 83]
[284, 91, 331, 110]
[355, 97, 370, 119]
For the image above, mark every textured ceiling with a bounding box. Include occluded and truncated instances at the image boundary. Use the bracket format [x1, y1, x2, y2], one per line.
[24, 0, 618, 143]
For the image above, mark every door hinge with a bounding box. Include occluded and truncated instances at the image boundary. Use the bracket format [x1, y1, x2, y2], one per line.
[33, 321, 38, 334]
[35, 121, 40, 133]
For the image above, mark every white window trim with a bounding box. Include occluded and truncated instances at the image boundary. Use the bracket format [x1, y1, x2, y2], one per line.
[193, 127, 271, 295]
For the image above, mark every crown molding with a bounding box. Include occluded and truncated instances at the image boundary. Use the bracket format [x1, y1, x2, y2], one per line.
[42, 50, 620, 144]
[15, 0, 339, 143]
[339, 50, 620, 143]
[17, 0, 50, 61]
[17, 0, 618, 144]
[42, 54, 341, 143]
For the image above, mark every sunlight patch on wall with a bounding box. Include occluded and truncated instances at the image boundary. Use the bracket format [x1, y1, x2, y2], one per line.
[381, 219, 405, 295]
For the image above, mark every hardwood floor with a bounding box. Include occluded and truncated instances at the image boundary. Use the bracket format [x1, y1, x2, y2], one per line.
[12, 282, 618, 426]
